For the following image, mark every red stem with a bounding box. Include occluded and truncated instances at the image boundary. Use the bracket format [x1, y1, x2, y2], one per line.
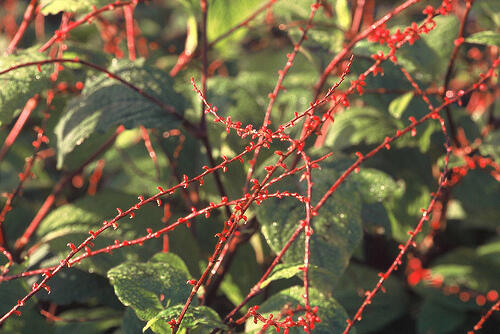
[468, 300, 500, 333]
[350, 0, 366, 37]
[38, 0, 141, 53]
[343, 175, 448, 333]
[441, 0, 476, 147]
[6, 0, 38, 54]
[14, 126, 124, 251]
[244, 0, 320, 191]
[0, 95, 39, 162]
[123, 4, 136, 61]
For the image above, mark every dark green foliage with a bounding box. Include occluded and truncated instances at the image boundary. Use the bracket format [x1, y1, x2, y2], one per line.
[1, 1, 499, 334]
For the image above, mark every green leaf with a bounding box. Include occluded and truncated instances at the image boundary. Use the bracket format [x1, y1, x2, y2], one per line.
[245, 286, 352, 333]
[324, 107, 402, 150]
[361, 202, 392, 235]
[0, 47, 52, 126]
[207, 0, 266, 50]
[479, 130, 500, 163]
[388, 92, 413, 119]
[54, 58, 185, 167]
[0, 274, 29, 315]
[36, 189, 164, 275]
[350, 168, 399, 203]
[122, 308, 154, 334]
[334, 264, 409, 334]
[398, 16, 459, 81]
[256, 166, 363, 289]
[260, 263, 303, 289]
[40, 0, 112, 15]
[416, 300, 465, 334]
[477, 237, 500, 266]
[53, 307, 122, 334]
[335, 0, 351, 30]
[107, 253, 191, 322]
[143, 305, 226, 333]
[36, 268, 120, 307]
[466, 30, 500, 47]
[349, 168, 398, 235]
[452, 170, 500, 230]
[1, 307, 53, 334]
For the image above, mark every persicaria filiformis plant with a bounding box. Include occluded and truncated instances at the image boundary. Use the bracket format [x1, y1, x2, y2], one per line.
[0, 0, 499, 333]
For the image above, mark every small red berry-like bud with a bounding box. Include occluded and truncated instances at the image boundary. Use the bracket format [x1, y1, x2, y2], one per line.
[454, 37, 464, 46]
